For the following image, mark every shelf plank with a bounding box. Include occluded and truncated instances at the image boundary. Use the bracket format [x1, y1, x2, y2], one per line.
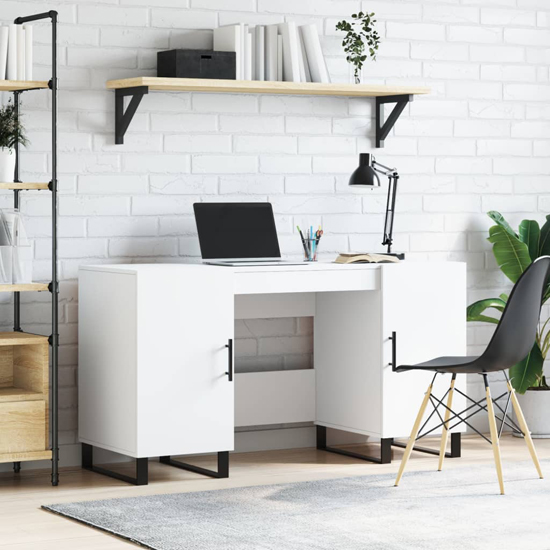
[0, 332, 48, 346]
[0, 387, 44, 403]
[0, 80, 49, 92]
[0, 283, 49, 293]
[106, 77, 430, 98]
[0, 183, 49, 190]
[0, 449, 52, 464]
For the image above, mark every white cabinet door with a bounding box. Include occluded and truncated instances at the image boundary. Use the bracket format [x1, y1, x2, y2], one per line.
[136, 265, 234, 458]
[381, 262, 467, 439]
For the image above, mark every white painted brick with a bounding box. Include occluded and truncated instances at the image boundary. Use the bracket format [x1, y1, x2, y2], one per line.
[469, 101, 524, 120]
[411, 43, 469, 62]
[481, 8, 537, 26]
[423, 62, 480, 81]
[481, 64, 536, 82]
[534, 141, 550, 156]
[482, 195, 537, 212]
[471, 45, 524, 63]
[447, 81, 502, 100]
[539, 196, 550, 211]
[36, 238, 107, 259]
[60, 196, 130, 216]
[179, 236, 202, 257]
[219, 176, 284, 195]
[193, 93, 258, 113]
[78, 5, 148, 26]
[258, 0, 359, 16]
[260, 156, 311, 174]
[151, 9, 217, 29]
[220, 115, 284, 134]
[94, 134, 163, 153]
[192, 0, 255, 10]
[150, 175, 218, 195]
[448, 25, 502, 44]
[505, 28, 550, 47]
[436, 157, 493, 175]
[286, 117, 332, 135]
[169, 30, 214, 50]
[386, 22, 445, 42]
[165, 134, 232, 153]
[285, 176, 334, 194]
[395, 119, 453, 138]
[218, 12, 284, 27]
[159, 217, 197, 236]
[192, 155, 257, 174]
[88, 217, 158, 237]
[235, 136, 297, 154]
[455, 176, 513, 194]
[270, 196, 361, 214]
[419, 139, 476, 156]
[410, 100, 468, 118]
[424, 195, 481, 213]
[144, 94, 192, 113]
[423, 5, 479, 24]
[261, 96, 348, 116]
[504, 84, 548, 102]
[494, 157, 550, 175]
[512, 121, 550, 138]
[323, 214, 383, 234]
[109, 238, 178, 257]
[151, 113, 217, 132]
[332, 117, 372, 137]
[455, 120, 510, 137]
[298, 137, 355, 155]
[477, 140, 532, 156]
[132, 196, 196, 216]
[410, 233, 468, 252]
[312, 156, 357, 174]
[362, 1, 421, 21]
[122, 154, 190, 173]
[76, 173, 148, 196]
[101, 28, 169, 49]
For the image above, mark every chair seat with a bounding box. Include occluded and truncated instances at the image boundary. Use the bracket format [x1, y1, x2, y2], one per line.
[395, 355, 482, 374]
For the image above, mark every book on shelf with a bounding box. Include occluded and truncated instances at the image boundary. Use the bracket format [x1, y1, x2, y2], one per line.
[334, 253, 401, 265]
[213, 20, 330, 84]
[0, 24, 33, 81]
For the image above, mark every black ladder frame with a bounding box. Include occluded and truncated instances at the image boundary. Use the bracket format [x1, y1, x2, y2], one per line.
[9, 10, 59, 487]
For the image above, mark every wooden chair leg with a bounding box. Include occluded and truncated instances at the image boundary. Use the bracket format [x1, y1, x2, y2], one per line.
[438, 374, 456, 472]
[507, 382, 544, 479]
[485, 376, 505, 495]
[395, 381, 434, 487]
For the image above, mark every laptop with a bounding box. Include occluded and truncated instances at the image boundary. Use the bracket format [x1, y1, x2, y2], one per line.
[194, 202, 303, 266]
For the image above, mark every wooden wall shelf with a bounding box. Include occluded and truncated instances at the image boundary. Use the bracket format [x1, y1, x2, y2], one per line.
[106, 77, 430, 147]
[0, 80, 49, 92]
[0, 283, 49, 293]
[0, 183, 49, 190]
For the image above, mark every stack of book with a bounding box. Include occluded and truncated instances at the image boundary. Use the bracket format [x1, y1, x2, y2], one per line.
[0, 24, 33, 81]
[213, 22, 330, 83]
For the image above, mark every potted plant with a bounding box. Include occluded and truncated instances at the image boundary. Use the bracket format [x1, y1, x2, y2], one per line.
[468, 211, 550, 437]
[0, 100, 28, 183]
[336, 11, 380, 84]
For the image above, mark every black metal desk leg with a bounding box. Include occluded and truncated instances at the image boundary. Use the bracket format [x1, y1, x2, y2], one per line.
[159, 451, 230, 479]
[82, 443, 148, 485]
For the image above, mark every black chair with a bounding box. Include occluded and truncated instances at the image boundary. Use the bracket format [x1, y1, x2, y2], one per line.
[394, 256, 550, 494]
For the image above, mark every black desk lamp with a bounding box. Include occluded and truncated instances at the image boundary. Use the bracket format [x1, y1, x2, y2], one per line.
[349, 153, 402, 257]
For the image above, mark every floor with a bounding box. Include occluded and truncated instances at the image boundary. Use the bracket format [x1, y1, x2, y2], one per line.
[0, 434, 548, 550]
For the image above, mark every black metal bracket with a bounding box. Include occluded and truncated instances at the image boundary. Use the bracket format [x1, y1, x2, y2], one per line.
[115, 86, 149, 144]
[317, 425, 461, 464]
[82, 443, 149, 486]
[317, 426, 393, 464]
[376, 94, 414, 148]
[159, 452, 229, 479]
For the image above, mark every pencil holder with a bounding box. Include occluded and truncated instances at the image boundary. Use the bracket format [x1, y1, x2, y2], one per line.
[302, 237, 320, 262]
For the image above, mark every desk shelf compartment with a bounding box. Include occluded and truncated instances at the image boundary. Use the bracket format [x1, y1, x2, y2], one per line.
[0, 333, 50, 464]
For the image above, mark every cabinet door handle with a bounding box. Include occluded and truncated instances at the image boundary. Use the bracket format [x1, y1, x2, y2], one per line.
[225, 339, 233, 382]
[390, 331, 397, 372]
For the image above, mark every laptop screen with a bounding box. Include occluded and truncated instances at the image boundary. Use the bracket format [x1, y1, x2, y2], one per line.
[194, 203, 281, 260]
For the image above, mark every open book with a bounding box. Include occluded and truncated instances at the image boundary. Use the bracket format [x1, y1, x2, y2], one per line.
[334, 253, 401, 265]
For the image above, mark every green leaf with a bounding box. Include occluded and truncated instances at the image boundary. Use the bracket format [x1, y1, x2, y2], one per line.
[467, 298, 506, 324]
[499, 293, 509, 303]
[509, 341, 545, 394]
[538, 215, 550, 257]
[487, 211, 518, 238]
[519, 219, 540, 262]
[488, 224, 532, 283]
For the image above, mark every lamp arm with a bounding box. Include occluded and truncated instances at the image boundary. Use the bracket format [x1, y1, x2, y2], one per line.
[372, 159, 398, 178]
[382, 174, 399, 254]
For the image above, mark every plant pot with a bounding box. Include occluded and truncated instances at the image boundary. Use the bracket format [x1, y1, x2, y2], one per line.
[514, 389, 550, 438]
[0, 148, 16, 183]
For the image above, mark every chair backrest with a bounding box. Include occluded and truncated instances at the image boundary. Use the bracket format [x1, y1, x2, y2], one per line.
[481, 256, 550, 372]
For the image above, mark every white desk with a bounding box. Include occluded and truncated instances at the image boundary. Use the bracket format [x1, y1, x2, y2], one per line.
[78, 261, 466, 484]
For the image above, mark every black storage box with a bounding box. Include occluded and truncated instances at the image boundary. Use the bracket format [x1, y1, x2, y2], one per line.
[157, 49, 236, 80]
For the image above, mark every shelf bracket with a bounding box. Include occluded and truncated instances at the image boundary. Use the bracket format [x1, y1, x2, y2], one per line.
[115, 86, 148, 144]
[376, 94, 414, 148]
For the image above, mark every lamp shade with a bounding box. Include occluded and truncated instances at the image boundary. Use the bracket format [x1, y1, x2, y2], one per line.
[349, 153, 381, 187]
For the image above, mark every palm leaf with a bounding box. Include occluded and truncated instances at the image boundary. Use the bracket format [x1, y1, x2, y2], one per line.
[466, 298, 506, 324]
[509, 342, 544, 394]
[519, 219, 540, 262]
[488, 211, 518, 238]
[488, 225, 532, 283]
[538, 215, 550, 257]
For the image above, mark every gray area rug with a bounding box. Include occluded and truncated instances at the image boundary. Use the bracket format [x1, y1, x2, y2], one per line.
[43, 460, 550, 550]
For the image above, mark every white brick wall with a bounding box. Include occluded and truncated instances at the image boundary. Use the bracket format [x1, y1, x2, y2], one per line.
[1, 0, 548, 453]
